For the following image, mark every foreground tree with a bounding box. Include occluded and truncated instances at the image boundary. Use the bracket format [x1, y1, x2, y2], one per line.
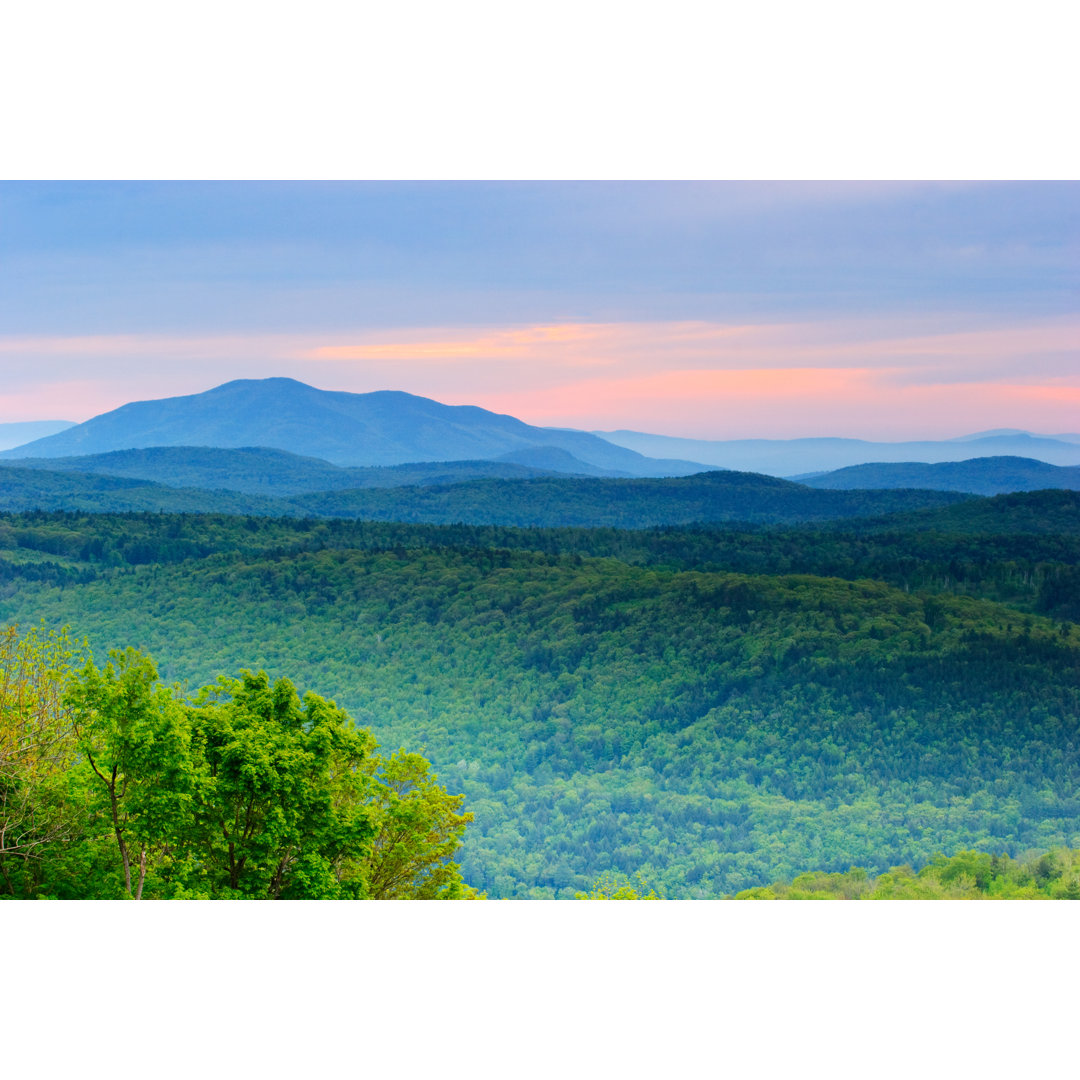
[185, 671, 378, 898]
[363, 749, 476, 898]
[67, 648, 192, 899]
[0, 626, 82, 894]
[56, 653, 477, 899]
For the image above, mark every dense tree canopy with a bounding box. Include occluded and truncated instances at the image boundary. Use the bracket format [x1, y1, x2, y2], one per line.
[0, 632, 475, 899]
[2, 503, 1077, 897]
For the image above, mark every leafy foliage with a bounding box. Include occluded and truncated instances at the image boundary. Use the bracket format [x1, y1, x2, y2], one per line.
[0, 625, 83, 885]
[736, 847, 1080, 899]
[575, 870, 661, 899]
[0, 631, 474, 899]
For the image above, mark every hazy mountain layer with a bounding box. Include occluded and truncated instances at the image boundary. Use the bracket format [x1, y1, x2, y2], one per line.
[0, 378, 708, 476]
[798, 456, 1080, 496]
[597, 429, 1080, 475]
[1, 445, 602, 496]
[0, 420, 75, 451]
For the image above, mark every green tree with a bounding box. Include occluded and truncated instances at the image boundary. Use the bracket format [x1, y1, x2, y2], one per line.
[184, 670, 377, 898]
[363, 749, 476, 898]
[0, 625, 82, 894]
[67, 647, 193, 899]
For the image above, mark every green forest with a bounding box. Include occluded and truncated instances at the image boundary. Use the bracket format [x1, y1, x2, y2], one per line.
[2, 495, 1078, 897]
[0, 461, 970, 526]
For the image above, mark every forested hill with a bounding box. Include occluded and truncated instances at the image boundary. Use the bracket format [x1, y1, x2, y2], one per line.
[0, 461, 970, 525]
[4, 492, 1076, 615]
[800, 456, 1080, 495]
[848, 489, 1080, 537]
[3, 510, 1078, 897]
[284, 470, 969, 526]
[0, 463, 285, 515]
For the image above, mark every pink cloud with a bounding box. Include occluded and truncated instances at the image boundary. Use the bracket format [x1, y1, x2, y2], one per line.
[467, 366, 1080, 440]
[1, 315, 1076, 438]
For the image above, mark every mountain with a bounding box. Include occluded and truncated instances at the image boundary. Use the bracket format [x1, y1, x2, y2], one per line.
[950, 429, 1080, 445]
[596, 429, 1080, 475]
[0, 420, 75, 451]
[0, 446, 594, 497]
[494, 446, 625, 476]
[797, 456, 1080, 496]
[0, 378, 709, 477]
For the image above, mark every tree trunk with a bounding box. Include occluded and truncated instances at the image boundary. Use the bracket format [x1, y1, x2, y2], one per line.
[108, 766, 132, 897]
[135, 842, 147, 900]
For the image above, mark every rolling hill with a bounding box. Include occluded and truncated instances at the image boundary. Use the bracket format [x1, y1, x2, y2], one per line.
[0, 459, 971, 526]
[0, 463, 283, 515]
[798, 456, 1080, 496]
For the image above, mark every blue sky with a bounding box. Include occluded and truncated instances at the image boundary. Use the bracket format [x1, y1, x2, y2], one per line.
[1, 181, 1076, 438]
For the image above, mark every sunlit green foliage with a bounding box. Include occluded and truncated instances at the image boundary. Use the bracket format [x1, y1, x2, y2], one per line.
[575, 870, 661, 899]
[0, 625, 84, 887]
[0, 630, 474, 899]
[735, 847, 1080, 899]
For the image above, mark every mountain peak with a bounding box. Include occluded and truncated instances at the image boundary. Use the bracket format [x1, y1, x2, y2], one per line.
[0, 380, 709, 476]
[210, 376, 317, 391]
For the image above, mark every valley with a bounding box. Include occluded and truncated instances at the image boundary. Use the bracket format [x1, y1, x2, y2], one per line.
[3, 495, 1078, 897]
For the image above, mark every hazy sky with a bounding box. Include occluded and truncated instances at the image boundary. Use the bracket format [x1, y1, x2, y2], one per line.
[1, 181, 1076, 439]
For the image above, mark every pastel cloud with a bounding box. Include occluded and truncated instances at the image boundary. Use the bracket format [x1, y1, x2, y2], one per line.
[471, 367, 1080, 440]
[305, 316, 1079, 377]
[0, 315, 1076, 439]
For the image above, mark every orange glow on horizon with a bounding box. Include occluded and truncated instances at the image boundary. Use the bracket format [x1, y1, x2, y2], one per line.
[1, 316, 1077, 439]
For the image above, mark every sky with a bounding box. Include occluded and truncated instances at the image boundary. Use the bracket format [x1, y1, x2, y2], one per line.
[1, 180, 1077, 440]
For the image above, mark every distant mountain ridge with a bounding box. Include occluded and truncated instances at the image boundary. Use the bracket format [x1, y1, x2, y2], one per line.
[950, 429, 1080, 444]
[0, 420, 75, 451]
[597, 429, 1080, 475]
[0, 378, 709, 477]
[0, 445, 609, 496]
[798, 456, 1080, 496]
